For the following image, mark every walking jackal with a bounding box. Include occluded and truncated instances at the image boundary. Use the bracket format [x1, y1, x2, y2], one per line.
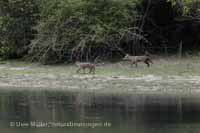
[75, 62, 96, 74]
[123, 54, 153, 67]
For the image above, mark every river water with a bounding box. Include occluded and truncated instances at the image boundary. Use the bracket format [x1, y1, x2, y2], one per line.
[0, 88, 200, 133]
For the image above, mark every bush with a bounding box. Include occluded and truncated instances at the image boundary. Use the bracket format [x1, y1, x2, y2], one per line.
[0, 0, 39, 59]
[29, 0, 149, 64]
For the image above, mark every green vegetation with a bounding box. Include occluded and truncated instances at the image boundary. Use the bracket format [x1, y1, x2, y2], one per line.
[29, 0, 148, 64]
[0, 0, 200, 64]
[0, 56, 200, 77]
[0, 0, 39, 59]
[0, 56, 199, 95]
[170, 0, 200, 16]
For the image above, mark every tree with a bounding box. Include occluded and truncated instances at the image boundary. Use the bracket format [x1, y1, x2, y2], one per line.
[0, 0, 39, 59]
[29, 0, 149, 64]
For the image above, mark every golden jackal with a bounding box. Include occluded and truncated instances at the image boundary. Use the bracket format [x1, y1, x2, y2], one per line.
[75, 61, 96, 74]
[123, 54, 153, 67]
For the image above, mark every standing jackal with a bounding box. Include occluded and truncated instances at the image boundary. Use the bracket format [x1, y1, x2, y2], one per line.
[123, 54, 153, 67]
[75, 62, 96, 74]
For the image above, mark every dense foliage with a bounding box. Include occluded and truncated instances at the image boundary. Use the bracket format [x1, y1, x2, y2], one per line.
[29, 0, 147, 63]
[140, 0, 200, 54]
[0, 0, 39, 59]
[0, 0, 200, 63]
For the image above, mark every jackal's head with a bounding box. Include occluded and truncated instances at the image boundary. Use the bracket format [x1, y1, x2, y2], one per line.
[123, 54, 130, 60]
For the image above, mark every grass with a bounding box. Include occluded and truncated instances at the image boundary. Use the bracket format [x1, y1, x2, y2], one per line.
[94, 56, 200, 77]
[0, 56, 200, 77]
[0, 56, 200, 94]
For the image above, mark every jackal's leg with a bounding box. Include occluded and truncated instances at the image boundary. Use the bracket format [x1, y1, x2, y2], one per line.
[130, 62, 133, 67]
[131, 62, 135, 67]
[89, 67, 95, 74]
[89, 68, 92, 74]
[135, 62, 138, 67]
[148, 59, 153, 64]
[92, 67, 95, 74]
[76, 68, 81, 73]
[144, 60, 150, 67]
[83, 68, 86, 74]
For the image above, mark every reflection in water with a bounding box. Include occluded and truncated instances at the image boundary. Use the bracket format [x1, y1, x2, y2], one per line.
[0, 90, 200, 133]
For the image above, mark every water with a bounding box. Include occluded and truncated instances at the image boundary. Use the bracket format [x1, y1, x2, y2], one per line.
[0, 89, 200, 133]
